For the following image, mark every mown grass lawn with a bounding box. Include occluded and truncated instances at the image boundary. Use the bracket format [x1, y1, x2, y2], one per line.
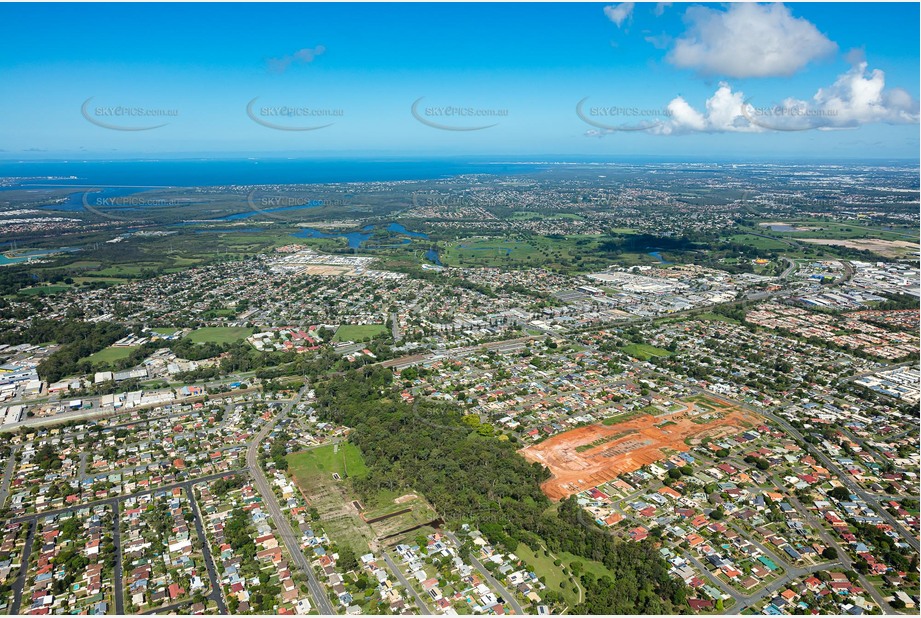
[286, 442, 373, 555]
[620, 343, 672, 361]
[515, 542, 616, 609]
[86, 345, 137, 364]
[17, 285, 71, 296]
[186, 326, 255, 344]
[724, 233, 791, 251]
[333, 324, 386, 342]
[150, 328, 181, 336]
[287, 442, 369, 483]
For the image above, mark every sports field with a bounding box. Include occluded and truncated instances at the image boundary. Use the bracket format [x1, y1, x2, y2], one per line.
[333, 324, 387, 342]
[17, 285, 71, 296]
[86, 345, 138, 364]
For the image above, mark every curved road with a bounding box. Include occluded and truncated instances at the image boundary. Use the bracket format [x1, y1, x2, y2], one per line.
[689, 387, 920, 555]
[774, 476, 892, 612]
[444, 531, 525, 615]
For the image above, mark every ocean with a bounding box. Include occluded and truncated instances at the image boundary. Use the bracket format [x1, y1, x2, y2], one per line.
[0, 158, 547, 188]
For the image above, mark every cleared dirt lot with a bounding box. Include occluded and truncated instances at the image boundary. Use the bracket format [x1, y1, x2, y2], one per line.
[520, 397, 762, 500]
[299, 264, 356, 276]
[799, 238, 920, 259]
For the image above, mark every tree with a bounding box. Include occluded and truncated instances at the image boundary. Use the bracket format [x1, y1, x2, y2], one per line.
[314, 364, 687, 615]
[338, 545, 359, 572]
[822, 547, 838, 560]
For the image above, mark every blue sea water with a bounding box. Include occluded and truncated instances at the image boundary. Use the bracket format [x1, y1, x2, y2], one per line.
[0, 158, 543, 188]
[211, 203, 322, 221]
[55, 187, 156, 211]
[0, 159, 544, 219]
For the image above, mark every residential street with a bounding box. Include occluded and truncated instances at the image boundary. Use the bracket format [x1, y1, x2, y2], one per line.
[443, 531, 526, 615]
[0, 445, 20, 509]
[186, 486, 229, 614]
[724, 562, 844, 615]
[776, 477, 892, 612]
[762, 407, 920, 553]
[381, 549, 433, 614]
[245, 388, 336, 615]
[113, 500, 124, 615]
[9, 520, 35, 615]
[5, 470, 244, 613]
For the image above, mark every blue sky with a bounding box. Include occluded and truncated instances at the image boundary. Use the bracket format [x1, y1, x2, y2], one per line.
[0, 2, 918, 159]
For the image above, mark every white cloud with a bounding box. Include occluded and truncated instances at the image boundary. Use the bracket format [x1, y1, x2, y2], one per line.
[705, 83, 752, 131]
[626, 62, 918, 135]
[604, 3, 635, 28]
[737, 62, 919, 131]
[654, 83, 759, 135]
[644, 33, 672, 50]
[667, 3, 837, 78]
[665, 96, 707, 132]
[654, 3, 671, 17]
[268, 45, 326, 73]
[811, 61, 919, 126]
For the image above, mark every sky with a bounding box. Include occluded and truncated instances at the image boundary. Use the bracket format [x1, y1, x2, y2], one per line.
[0, 2, 918, 160]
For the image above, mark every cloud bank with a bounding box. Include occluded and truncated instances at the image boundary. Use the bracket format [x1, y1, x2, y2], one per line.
[585, 62, 919, 136]
[667, 3, 837, 78]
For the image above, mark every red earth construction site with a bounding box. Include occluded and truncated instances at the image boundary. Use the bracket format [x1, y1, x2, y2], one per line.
[520, 395, 762, 500]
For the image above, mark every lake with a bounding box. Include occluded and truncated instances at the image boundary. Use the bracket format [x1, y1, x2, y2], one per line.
[291, 222, 428, 249]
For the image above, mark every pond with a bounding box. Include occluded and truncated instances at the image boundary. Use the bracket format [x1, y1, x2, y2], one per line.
[647, 250, 673, 265]
[425, 249, 442, 265]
